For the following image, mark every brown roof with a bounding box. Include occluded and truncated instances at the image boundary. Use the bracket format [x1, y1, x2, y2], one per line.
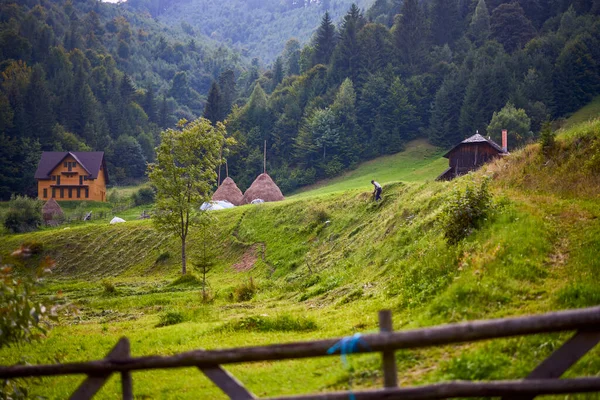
[242, 173, 284, 204]
[212, 177, 244, 206]
[443, 134, 505, 158]
[34, 152, 109, 183]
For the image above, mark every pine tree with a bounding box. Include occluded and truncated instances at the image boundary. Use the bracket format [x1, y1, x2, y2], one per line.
[218, 69, 236, 117]
[393, 0, 429, 73]
[313, 11, 336, 65]
[330, 4, 365, 84]
[24, 65, 54, 148]
[203, 81, 223, 124]
[468, 0, 491, 47]
[271, 57, 284, 91]
[430, 0, 459, 46]
[143, 85, 157, 123]
[283, 38, 301, 76]
[491, 2, 537, 53]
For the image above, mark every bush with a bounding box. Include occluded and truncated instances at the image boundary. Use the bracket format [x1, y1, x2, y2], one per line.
[156, 311, 185, 327]
[101, 280, 117, 295]
[132, 187, 156, 206]
[3, 195, 43, 233]
[539, 121, 556, 156]
[220, 314, 317, 332]
[441, 179, 493, 245]
[234, 277, 256, 302]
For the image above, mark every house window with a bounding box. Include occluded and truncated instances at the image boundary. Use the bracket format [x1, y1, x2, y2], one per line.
[85, 188, 89, 198]
[84, 176, 88, 181]
[52, 188, 56, 198]
[43, 188, 47, 198]
[68, 188, 72, 198]
[60, 188, 64, 198]
[52, 175, 56, 181]
[73, 162, 77, 168]
[57, 176, 61, 185]
[77, 188, 81, 198]
[79, 176, 83, 185]
[64, 162, 67, 167]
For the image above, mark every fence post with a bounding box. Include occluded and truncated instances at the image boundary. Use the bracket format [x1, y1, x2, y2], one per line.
[379, 310, 398, 388]
[120, 338, 133, 400]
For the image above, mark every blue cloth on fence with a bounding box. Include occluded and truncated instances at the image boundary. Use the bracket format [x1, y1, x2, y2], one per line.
[327, 333, 370, 365]
[327, 333, 370, 400]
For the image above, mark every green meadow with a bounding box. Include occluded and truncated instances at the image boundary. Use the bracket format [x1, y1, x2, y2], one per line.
[2, 121, 600, 398]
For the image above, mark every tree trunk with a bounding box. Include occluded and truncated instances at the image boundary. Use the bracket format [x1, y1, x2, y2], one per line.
[181, 237, 187, 275]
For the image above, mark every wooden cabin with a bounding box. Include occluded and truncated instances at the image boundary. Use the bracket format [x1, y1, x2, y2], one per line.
[436, 133, 507, 181]
[35, 152, 109, 202]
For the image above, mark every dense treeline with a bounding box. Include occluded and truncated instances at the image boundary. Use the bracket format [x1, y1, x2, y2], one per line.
[0, 0, 245, 199]
[223, 0, 600, 192]
[128, 0, 375, 63]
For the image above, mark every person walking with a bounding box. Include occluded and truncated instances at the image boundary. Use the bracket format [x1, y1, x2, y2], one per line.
[371, 180, 382, 201]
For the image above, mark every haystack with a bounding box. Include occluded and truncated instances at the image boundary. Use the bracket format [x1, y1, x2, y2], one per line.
[212, 177, 244, 206]
[242, 173, 284, 204]
[42, 198, 63, 225]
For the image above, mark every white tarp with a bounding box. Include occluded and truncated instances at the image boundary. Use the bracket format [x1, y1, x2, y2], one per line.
[250, 198, 265, 204]
[110, 217, 126, 224]
[200, 200, 234, 211]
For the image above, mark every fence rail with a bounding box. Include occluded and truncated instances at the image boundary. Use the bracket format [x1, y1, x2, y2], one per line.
[2, 306, 600, 399]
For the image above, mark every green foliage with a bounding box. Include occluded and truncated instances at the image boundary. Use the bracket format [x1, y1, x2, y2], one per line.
[441, 179, 493, 245]
[487, 102, 532, 149]
[148, 118, 228, 274]
[220, 314, 317, 332]
[3, 195, 42, 234]
[0, 251, 60, 348]
[539, 121, 556, 155]
[170, 274, 201, 286]
[156, 311, 185, 327]
[101, 280, 117, 295]
[233, 277, 257, 302]
[132, 187, 156, 206]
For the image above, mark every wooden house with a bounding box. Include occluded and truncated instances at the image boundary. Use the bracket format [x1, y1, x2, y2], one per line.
[35, 152, 109, 202]
[436, 132, 508, 181]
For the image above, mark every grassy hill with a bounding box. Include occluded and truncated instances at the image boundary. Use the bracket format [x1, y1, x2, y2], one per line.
[1, 123, 600, 398]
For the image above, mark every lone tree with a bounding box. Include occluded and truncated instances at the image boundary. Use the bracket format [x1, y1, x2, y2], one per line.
[148, 118, 227, 274]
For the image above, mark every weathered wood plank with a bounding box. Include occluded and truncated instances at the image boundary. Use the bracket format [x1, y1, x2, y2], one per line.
[69, 338, 130, 400]
[264, 377, 600, 400]
[503, 329, 600, 400]
[2, 306, 600, 378]
[378, 310, 397, 388]
[199, 365, 255, 399]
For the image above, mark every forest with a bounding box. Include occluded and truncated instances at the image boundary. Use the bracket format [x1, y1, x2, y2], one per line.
[222, 0, 600, 192]
[0, 0, 246, 199]
[1, 0, 600, 197]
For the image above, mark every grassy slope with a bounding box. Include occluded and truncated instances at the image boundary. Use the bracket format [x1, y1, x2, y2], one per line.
[2, 128, 600, 398]
[562, 95, 600, 129]
[290, 139, 447, 199]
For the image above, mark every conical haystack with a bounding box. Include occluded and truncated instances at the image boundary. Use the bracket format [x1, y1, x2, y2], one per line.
[242, 173, 284, 204]
[212, 177, 244, 206]
[42, 198, 63, 224]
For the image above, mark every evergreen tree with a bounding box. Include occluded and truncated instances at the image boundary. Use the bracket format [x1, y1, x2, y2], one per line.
[218, 69, 236, 117]
[143, 85, 157, 123]
[24, 65, 54, 148]
[271, 57, 284, 90]
[331, 78, 359, 166]
[283, 38, 301, 76]
[468, 0, 491, 47]
[313, 11, 336, 65]
[330, 4, 365, 84]
[203, 81, 223, 124]
[393, 0, 429, 73]
[112, 135, 147, 180]
[429, 71, 468, 147]
[491, 2, 537, 53]
[430, 0, 460, 46]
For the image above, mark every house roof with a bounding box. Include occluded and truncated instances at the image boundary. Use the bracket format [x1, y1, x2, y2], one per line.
[443, 134, 505, 158]
[34, 152, 109, 183]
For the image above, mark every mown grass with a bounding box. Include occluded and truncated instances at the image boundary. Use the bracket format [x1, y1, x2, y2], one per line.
[1, 127, 600, 398]
[290, 139, 447, 199]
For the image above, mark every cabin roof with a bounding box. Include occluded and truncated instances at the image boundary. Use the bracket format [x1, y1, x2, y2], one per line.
[443, 134, 505, 158]
[34, 151, 109, 183]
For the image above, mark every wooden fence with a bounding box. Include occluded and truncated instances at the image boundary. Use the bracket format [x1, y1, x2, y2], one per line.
[2, 306, 600, 399]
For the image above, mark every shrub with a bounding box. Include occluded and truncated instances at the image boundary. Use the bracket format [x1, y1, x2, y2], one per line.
[155, 252, 170, 264]
[170, 273, 200, 286]
[3, 195, 43, 233]
[440, 179, 493, 245]
[220, 314, 317, 332]
[234, 277, 256, 302]
[101, 280, 117, 295]
[539, 121, 556, 156]
[132, 187, 156, 206]
[156, 311, 185, 327]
